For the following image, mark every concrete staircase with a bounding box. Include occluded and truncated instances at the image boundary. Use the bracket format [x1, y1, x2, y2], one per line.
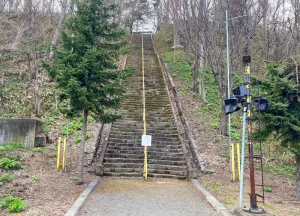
[103, 33, 188, 179]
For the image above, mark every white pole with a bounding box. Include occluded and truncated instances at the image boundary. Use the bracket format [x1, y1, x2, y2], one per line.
[239, 106, 247, 207]
[226, 10, 232, 176]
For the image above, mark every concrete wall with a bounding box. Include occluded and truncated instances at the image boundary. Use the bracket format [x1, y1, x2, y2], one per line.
[0, 118, 45, 148]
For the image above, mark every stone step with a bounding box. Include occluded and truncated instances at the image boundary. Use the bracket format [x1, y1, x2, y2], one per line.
[107, 143, 182, 150]
[108, 133, 180, 139]
[103, 158, 186, 166]
[104, 163, 187, 171]
[105, 149, 184, 157]
[103, 167, 187, 176]
[108, 137, 180, 143]
[104, 153, 185, 161]
[102, 172, 187, 179]
[109, 133, 179, 139]
[110, 128, 178, 133]
[101, 34, 188, 179]
[106, 146, 182, 154]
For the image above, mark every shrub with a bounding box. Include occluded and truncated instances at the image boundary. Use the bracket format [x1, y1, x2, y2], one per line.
[0, 196, 27, 213]
[0, 158, 20, 170]
[5, 142, 24, 150]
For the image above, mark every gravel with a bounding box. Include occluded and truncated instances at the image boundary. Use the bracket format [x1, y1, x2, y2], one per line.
[78, 178, 221, 216]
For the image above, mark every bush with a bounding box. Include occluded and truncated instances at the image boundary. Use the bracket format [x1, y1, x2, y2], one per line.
[0, 196, 27, 213]
[0, 158, 20, 170]
[1, 142, 24, 151]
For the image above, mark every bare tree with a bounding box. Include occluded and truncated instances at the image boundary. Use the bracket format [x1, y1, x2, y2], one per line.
[49, 0, 68, 59]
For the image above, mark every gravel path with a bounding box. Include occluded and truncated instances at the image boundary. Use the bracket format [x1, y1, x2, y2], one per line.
[78, 178, 220, 216]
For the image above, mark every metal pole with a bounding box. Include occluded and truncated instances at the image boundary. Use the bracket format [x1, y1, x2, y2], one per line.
[239, 106, 247, 208]
[244, 61, 264, 213]
[226, 10, 233, 178]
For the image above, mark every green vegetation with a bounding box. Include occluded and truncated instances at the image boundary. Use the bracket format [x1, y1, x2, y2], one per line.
[74, 136, 81, 143]
[61, 119, 82, 136]
[0, 174, 14, 186]
[223, 200, 234, 205]
[85, 133, 92, 139]
[263, 187, 273, 192]
[164, 50, 192, 84]
[263, 164, 296, 178]
[32, 176, 39, 183]
[31, 147, 47, 153]
[254, 60, 300, 197]
[0, 158, 20, 170]
[43, 0, 131, 183]
[209, 183, 220, 191]
[0, 142, 24, 151]
[0, 196, 27, 213]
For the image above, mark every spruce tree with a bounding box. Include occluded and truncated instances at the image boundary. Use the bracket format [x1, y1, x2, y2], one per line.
[256, 61, 300, 199]
[43, 0, 130, 184]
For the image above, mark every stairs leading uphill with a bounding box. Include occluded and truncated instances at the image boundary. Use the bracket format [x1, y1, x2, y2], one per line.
[103, 33, 188, 179]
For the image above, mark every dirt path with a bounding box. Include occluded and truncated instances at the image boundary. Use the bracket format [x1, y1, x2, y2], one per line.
[78, 178, 221, 216]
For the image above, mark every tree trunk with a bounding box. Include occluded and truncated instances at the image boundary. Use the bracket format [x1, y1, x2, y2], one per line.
[67, 0, 76, 15]
[219, 107, 227, 135]
[191, 54, 198, 92]
[77, 110, 88, 185]
[49, 0, 68, 59]
[11, 0, 32, 50]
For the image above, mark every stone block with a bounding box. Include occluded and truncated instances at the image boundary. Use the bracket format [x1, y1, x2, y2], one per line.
[0, 118, 44, 148]
[35, 134, 46, 147]
[95, 164, 104, 176]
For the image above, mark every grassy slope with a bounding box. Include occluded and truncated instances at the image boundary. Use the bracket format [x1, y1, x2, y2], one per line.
[155, 28, 299, 215]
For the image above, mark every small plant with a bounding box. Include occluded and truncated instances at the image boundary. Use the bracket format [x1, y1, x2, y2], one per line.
[211, 122, 219, 129]
[32, 147, 46, 152]
[74, 137, 81, 143]
[43, 126, 50, 133]
[0, 196, 27, 213]
[5, 142, 24, 150]
[86, 133, 92, 139]
[264, 187, 273, 192]
[87, 116, 94, 123]
[0, 158, 20, 170]
[72, 176, 77, 181]
[0, 173, 14, 184]
[32, 175, 39, 183]
[253, 143, 260, 152]
[0, 113, 13, 118]
[61, 120, 82, 135]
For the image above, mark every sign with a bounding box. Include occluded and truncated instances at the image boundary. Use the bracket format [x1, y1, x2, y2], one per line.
[141, 135, 152, 147]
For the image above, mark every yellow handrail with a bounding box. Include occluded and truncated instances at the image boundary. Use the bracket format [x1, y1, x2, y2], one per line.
[62, 137, 67, 172]
[142, 34, 148, 180]
[237, 143, 241, 181]
[56, 137, 61, 172]
[231, 143, 235, 181]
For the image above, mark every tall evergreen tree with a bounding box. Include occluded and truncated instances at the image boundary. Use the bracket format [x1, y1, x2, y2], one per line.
[43, 0, 130, 184]
[256, 60, 300, 199]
